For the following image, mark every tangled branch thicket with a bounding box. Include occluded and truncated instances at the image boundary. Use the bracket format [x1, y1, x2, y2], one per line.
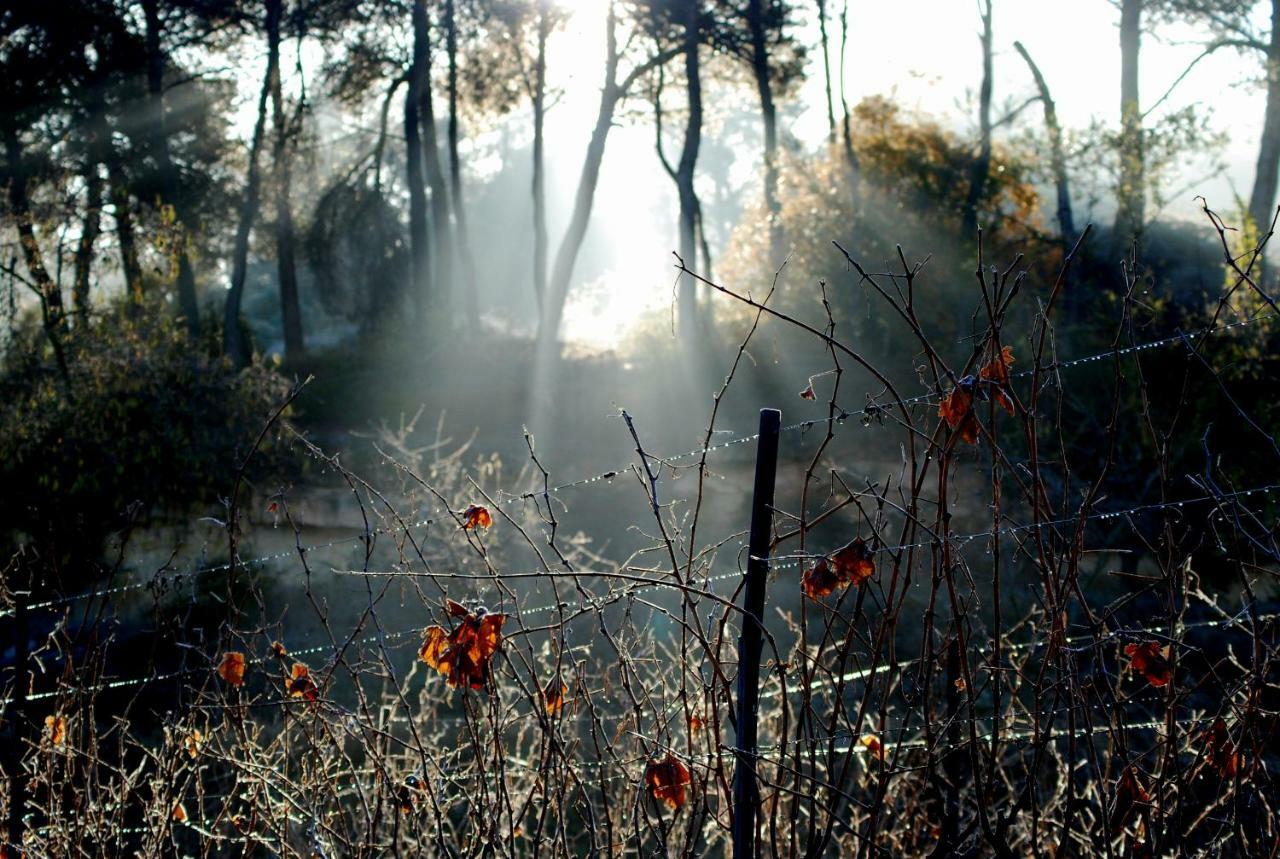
[2, 226, 1278, 858]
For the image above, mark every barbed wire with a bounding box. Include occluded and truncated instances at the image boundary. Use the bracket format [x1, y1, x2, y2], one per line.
[5, 311, 1272, 623]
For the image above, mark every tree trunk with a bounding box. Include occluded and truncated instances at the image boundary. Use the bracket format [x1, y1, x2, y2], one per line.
[675, 0, 703, 342]
[747, 0, 781, 262]
[73, 160, 103, 322]
[142, 0, 200, 335]
[4, 127, 70, 384]
[1249, 0, 1280, 235]
[106, 157, 143, 302]
[1013, 41, 1074, 241]
[269, 0, 304, 359]
[223, 2, 277, 366]
[419, 4, 453, 321]
[446, 0, 479, 330]
[406, 1, 431, 327]
[817, 0, 836, 143]
[531, 3, 550, 314]
[961, 0, 993, 238]
[838, 1, 859, 198]
[1115, 0, 1144, 246]
[535, 7, 674, 350]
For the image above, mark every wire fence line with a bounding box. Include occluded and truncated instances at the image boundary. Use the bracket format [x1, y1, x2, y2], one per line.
[5, 310, 1273, 623]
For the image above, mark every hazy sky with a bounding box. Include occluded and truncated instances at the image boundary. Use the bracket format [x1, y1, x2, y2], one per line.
[235, 1, 1268, 345]
[540, 1, 1265, 344]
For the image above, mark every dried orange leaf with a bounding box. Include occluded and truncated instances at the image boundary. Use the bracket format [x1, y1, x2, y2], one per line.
[1124, 641, 1174, 687]
[418, 610, 507, 690]
[285, 662, 320, 702]
[801, 558, 844, 600]
[1110, 765, 1151, 830]
[1201, 718, 1241, 779]
[461, 504, 493, 530]
[979, 345, 1015, 384]
[799, 383, 816, 400]
[217, 652, 246, 687]
[172, 803, 187, 822]
[45, 715, 66, 746]
[644, 754, 691, 811]
[860, 734, 884, 761]
[184, 729, 203, 759]
[544, 678, 568, 715]
[688, 715, 705, 734]
[831, 538, 876, 586]
[445, 598, 469, 618]
[939, 388, 979, 443]
[270, 640, 288, 659]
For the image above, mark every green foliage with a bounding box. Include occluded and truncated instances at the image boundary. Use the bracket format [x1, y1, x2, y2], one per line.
[0, 300, 292, 573]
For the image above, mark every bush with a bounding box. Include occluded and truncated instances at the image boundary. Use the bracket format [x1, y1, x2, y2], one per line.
[0, 300, 292, 582]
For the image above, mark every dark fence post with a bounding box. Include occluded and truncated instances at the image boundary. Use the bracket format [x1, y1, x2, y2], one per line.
[732, 408, 780, 859]
[6, 576, 30, 856]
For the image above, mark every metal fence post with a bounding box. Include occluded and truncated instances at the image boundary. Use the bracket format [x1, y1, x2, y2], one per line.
[732, 408, 780, 859]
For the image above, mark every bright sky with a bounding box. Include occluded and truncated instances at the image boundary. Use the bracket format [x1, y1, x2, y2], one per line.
[235, 1, 1268, 346]
[544, 0, 1266, 346]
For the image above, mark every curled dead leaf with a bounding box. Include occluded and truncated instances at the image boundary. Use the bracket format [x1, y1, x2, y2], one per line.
[418, 610, 507, 690]
[1124, 641, 1174, 687]
[285, 662, 320, 702]
[644, 754, 691, 811]
[184, 729, 203, 759]
[461, 504, 493, 530]
[543, 678, 568, 715]
[45, 715, 66, 746]
[939, 387, 979, 444]
[217, 652, 246, 687]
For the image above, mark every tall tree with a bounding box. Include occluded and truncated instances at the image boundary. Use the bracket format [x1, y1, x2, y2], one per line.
[445, 0, 480, 330]
[1013, 41, 1075, 240]
[270, 0, 304, 358]
[419, 3, 453, 321]
[1115, 0, 1145, 245]
[961, 0, 994, 237]
[535, 4, 679, 352]
[141, 0, 203, 333]
[816, 0, 836, 142]
[406, 0, 432, 327]
[747, 0, 782, 261]
[649, 0, 707, 340]
[223, 1, 278, 365]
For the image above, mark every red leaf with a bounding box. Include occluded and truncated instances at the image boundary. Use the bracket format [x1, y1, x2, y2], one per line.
[461, 504, 493, 530]
[644, 754, 691, 811]
[418, 610, 507, 690]
[286, 662, 320, 702]
[1124, 641, 1174, 687]
[217, 652, 246, 687]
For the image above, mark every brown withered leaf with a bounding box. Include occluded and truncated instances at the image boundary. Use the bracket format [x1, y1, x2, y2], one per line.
[184, 729, 203, 759]
[45, 715, 66, 746]
[831, 538, 876, 586]
[688, 715, 705, 734]
[801, 558, 844, 600]
[802, 539, 876, 601]
[285, 662, 320, 702]
[860, 734, 884, 762]
[799, 382, 817, 400]
[939, 387, 979, 444]
[979, 345, 1015, 384]
[1124, 641, 1174, 687]
[397, 775, 427, 814]
[644, 754, 691, 811]
[217, 652, 246, 687]
[1109, 765, 1151, 830]
[418, 610, 507, 690]
[1200, 717, 1241, 779]
[270, 640, 288, 659]
[172, 803, 187, 823]
[544, 678, 568, 715]
[461, 504, 493, 530]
